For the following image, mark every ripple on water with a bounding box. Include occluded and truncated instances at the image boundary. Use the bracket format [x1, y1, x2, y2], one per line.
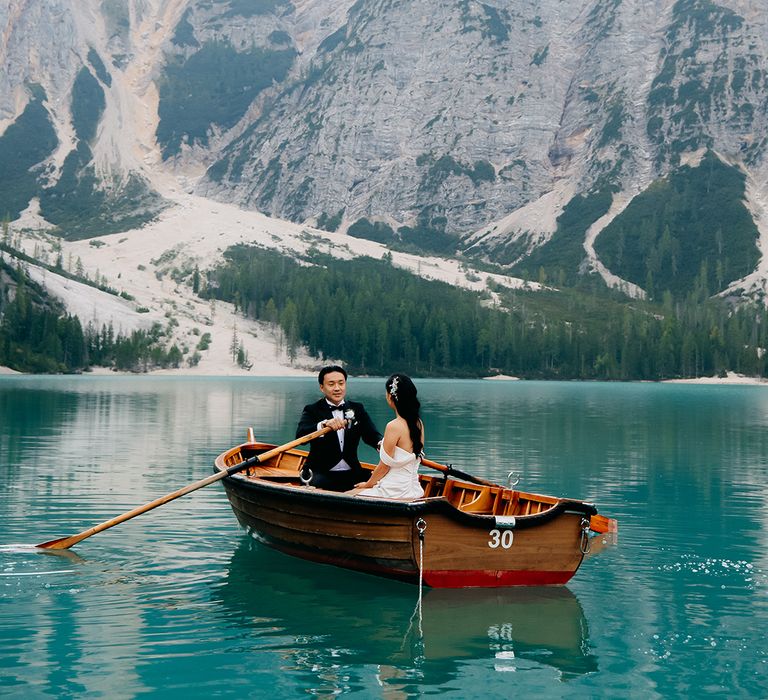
[658, 554, 764, 589]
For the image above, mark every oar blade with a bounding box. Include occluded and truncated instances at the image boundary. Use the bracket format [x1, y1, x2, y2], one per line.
[589, 514, 618, 534]
[36, 536, 78, 550]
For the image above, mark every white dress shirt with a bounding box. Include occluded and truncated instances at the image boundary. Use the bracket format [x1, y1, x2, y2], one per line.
[319, 403, 350, 472]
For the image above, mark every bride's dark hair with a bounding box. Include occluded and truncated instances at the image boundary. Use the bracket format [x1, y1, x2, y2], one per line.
[386, 374, 423, 456]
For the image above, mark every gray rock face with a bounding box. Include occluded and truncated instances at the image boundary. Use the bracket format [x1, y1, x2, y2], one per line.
[201, 0, 594, 232]
[1, 1, 80, 139]
[194, 0, 768, 249]
[0, 0, 167, 233]
[3, 0, 768, 255]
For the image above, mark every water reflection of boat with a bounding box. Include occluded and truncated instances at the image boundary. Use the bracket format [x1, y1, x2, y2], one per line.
[212, 539, 598, 681]
[419, 587, 597, 676]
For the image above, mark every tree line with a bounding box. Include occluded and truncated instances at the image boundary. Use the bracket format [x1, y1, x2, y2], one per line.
[4, 242, 768, 380]
[202, 245, 768, 379]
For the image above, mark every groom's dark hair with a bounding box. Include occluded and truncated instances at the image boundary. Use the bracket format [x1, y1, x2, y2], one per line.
[318, 365, 348, 384]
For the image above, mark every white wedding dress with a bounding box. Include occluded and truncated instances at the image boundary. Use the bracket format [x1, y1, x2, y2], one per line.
[357, 445, 424, 500]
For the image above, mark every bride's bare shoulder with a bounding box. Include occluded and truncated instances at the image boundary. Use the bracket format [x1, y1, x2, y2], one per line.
[386, 417, 407, 432]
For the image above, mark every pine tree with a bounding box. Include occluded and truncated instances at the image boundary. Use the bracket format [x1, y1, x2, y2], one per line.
[230, 322, 239, 363]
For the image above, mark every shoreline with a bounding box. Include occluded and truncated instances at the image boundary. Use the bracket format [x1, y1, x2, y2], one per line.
[662, 371, 768, 385]
[2, 366, 767, 385]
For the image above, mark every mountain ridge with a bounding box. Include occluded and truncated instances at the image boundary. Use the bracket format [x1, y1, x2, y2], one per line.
[1, 0, 768, 322]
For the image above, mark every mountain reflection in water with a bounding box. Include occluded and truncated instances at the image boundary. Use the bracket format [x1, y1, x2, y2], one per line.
[211, 539, 598, 688]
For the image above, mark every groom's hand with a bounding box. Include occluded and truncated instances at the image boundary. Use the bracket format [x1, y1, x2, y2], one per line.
[322, 417, 347, 431]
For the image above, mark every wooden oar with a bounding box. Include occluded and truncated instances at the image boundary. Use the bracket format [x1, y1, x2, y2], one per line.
[37, 426, 332, 550]
[588, 513, 619, 534]
[421, 457, 498, 487]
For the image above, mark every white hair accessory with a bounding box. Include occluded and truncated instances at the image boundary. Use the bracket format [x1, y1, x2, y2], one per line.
[389, 376, 399, 400]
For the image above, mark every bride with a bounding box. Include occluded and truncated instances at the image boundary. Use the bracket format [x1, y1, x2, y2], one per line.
[348, 374, 425, 500]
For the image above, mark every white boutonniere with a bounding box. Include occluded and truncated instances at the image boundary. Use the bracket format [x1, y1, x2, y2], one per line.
[344, 408, 356, 426]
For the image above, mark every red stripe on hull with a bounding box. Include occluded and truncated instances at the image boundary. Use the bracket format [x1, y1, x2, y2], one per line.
[264, 537, 574, 587]
[261, 533, 575, 587]
[424, 569, 574, 588]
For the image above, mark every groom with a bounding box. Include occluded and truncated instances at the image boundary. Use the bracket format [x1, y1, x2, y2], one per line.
[296, 365, 383, 491]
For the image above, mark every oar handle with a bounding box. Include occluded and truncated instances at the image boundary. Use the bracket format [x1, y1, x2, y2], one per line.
[421, 457, 498, 487]
[38, 426, 332, 550]
[244, 425, 332, 466]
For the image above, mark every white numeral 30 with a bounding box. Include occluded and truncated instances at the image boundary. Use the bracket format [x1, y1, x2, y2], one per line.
[488, 529, 514, 549]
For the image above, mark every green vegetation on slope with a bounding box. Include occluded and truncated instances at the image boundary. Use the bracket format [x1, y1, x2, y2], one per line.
[0, 260, 86, 372]
[594, 151, 759, 299]
[512, 190, 613, 286]
[157, 41, 296, 158]
[417, 154, 496, 192]
[222, 0, 292, 18]
[0, 257, 183, 373]
[347, 213, 457, 255]
[202, 245, 768, 380]
[0, 86, 58, 221]
[172, 8, 199, 47]
[38, 68, 163, 238]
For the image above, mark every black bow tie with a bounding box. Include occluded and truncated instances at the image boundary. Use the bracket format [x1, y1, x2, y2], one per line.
[327, 403, 346, 411]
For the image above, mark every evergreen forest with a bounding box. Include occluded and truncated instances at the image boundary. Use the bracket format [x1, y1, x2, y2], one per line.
[3, 236, 768, 379]
[0, 259, 183, 373]
[201, 245, 768, 380]
[595, 152, 760, 299]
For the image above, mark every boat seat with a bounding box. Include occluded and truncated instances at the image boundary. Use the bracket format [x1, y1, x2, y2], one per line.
[251, 468, 301, 479]
[506, 496, 555, 516]
[420, 475, 446, 498]
[444, 481, 491, 510]
[459, 486, 500, 514]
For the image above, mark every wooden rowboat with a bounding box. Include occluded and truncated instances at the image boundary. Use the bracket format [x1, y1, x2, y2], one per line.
[214, 437, 616, 588]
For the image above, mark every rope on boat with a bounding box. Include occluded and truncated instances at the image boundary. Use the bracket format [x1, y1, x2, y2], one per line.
[403, 517, 427, 660]
[415, 517, 426, 637]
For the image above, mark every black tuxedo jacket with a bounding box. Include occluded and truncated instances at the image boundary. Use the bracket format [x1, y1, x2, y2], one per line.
[296, 399, 382, 478]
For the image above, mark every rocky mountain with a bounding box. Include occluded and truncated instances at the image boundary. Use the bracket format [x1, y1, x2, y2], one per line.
[1, 0, 768, 301]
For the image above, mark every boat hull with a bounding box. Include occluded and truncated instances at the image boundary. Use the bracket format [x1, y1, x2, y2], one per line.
[219, 460, 593, 588]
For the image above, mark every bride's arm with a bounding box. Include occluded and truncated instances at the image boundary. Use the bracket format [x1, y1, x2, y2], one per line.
[354, 461, 390, 490]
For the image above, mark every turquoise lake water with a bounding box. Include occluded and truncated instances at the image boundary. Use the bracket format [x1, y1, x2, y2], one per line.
[1, 376, 767, 698]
